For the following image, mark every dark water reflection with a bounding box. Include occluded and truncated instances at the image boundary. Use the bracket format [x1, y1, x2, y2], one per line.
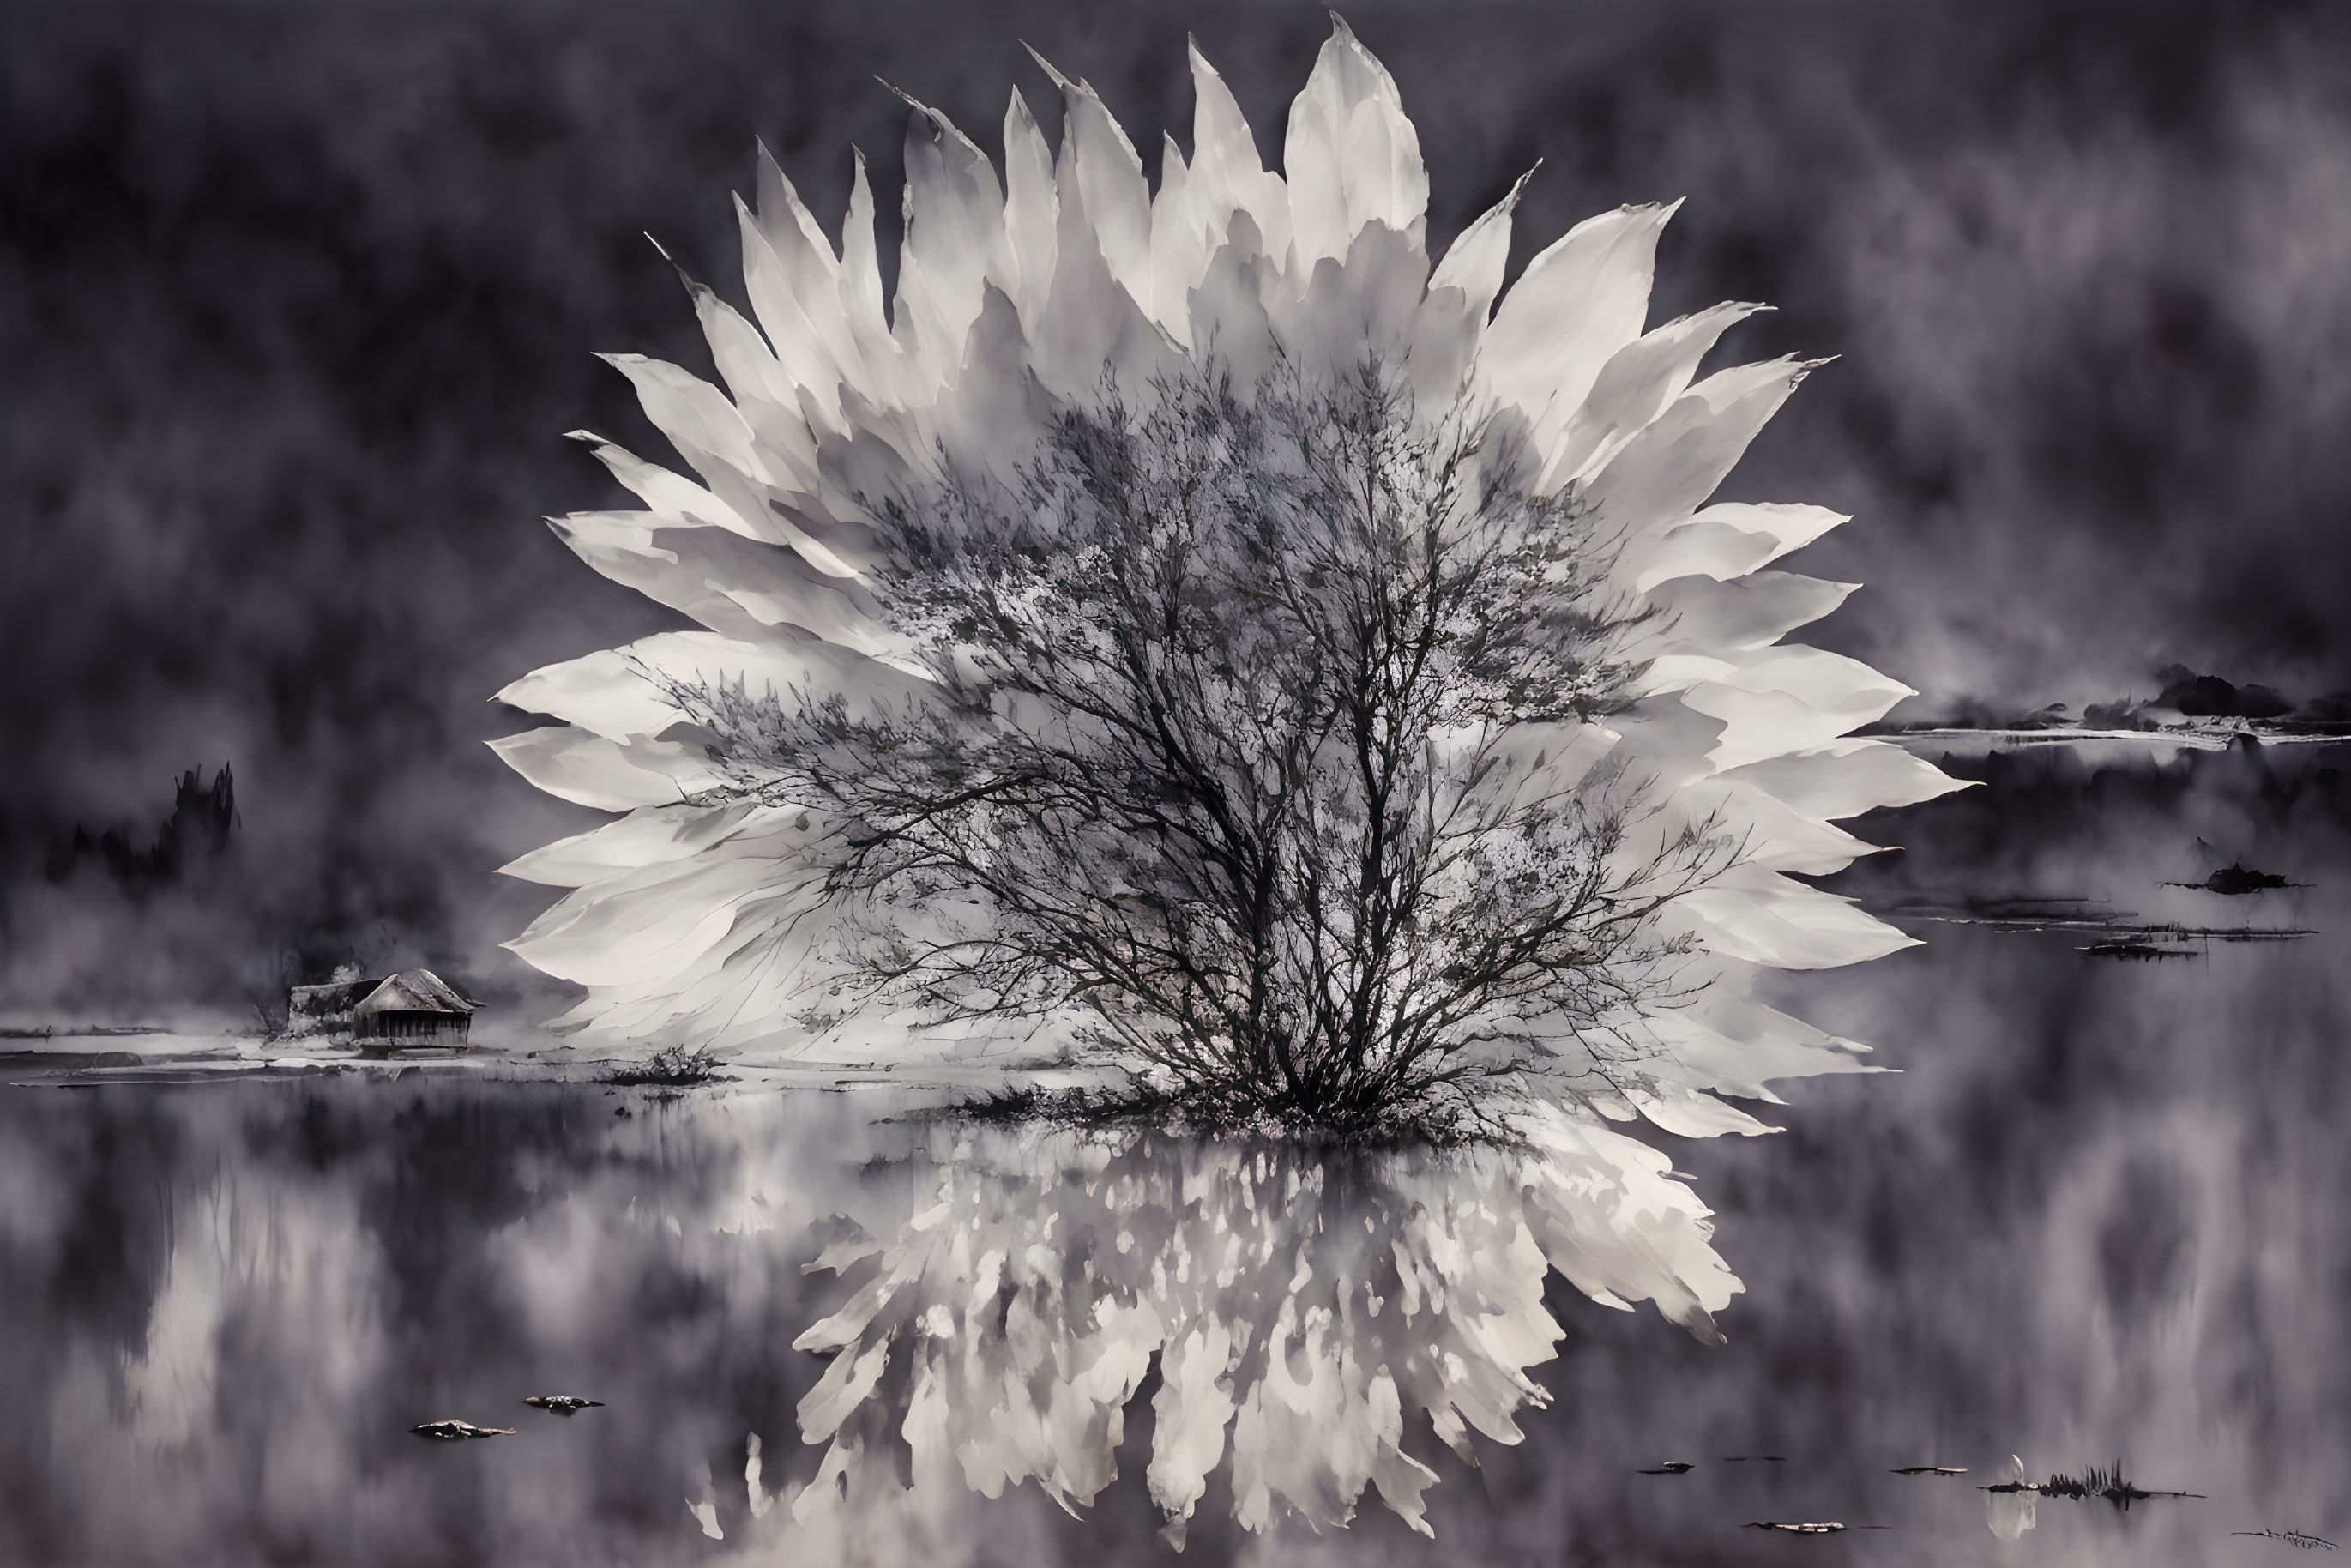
[2, 741, 2346, 1565]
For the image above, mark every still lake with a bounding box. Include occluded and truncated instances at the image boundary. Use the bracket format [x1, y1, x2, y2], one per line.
[3, 739, 2345, 1565]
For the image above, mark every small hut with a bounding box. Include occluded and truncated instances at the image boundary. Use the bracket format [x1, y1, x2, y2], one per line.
[353, 970, 479, 1049]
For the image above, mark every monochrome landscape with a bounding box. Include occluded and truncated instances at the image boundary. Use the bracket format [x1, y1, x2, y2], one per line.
[3, 2, 2348, 1563]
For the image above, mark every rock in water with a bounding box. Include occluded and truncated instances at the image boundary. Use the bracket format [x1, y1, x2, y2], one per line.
[412, 1420, 515, 1440]
[1746, 1522, 1847, 1534]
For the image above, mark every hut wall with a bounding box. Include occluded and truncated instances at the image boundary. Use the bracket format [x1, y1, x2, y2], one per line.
[356, 1011, 471, 1045]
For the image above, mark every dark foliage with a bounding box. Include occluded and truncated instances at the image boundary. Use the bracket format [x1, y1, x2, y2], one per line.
[608, 1044, 725, 1086]
[2157, 663, 2294, 720]
[44, 765, 236, 890]
[2197, 861, 2291, 894]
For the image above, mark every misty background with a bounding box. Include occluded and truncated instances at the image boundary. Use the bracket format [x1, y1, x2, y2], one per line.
[5, 0, 2350, 1016]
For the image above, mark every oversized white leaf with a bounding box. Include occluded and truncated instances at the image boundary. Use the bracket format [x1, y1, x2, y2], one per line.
[999, 90, 1059, 329]
[499, 28, 1960, 1128]
[1029, 51, 1154, 310]
[889, 91, 1010, 395]
[496, 630, 937, 743]
[495, 801, 761, 888]
[1721, 738, 1977, 819]
[486, 726, 715, 811]
[1667, 861, 1917, 969]
[1480, 202, 1679, 443]
[1283, 16, 1428, 271]
[1185, 41, 1293, 274]
[1583, 358, 1818, 540]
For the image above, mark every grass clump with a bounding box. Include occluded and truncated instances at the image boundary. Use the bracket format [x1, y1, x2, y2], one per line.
[608, 1045, 724, 1087]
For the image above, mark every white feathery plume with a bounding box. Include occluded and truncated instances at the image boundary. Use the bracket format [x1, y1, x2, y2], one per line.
[778, 1101, 1740, 1545]
[495, 21, 1966, 1131]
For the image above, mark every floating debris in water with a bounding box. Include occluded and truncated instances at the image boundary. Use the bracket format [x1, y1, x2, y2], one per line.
[609, 1045, 724, 1087]
[1885, 894, 2312, 951]
[2083, 939, 2191, 960]
[522, 1396, 604, 1414]
[1637, 1462, 1694, 1474]
[1890, 1464, 1968, 1475]
[2166, 863, 2299, 895]
[1981, 1460, 2200, 1509]
[2233, 1529, 2341, 1550]
[1745, 1520, 1887, 1534]
[412, 1420, 514, 1440]
[1721, 1454, 1789, 1462]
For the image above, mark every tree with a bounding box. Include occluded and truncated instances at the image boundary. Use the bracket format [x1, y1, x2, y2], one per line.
[660, 356, 1733, 1137]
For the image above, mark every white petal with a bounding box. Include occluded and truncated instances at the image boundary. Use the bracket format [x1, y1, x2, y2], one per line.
[1680, 647, 1916, 770]
[753, 142, 842, 293]
[545, 512, 901, 658]
[1460, 720, 1619, 818]
[1668, 862, 1916, 969]
[1637, 571, 1857, 656]
[1624, 501, 1852, 592]
[734, 196, 851, 436]
[1585, 357, 1819, 550]
[486, 727, 713, 811]
[679, 274, 821, 489]
[575, 405, 860, 578]
[597, 353, 785, 493]
[1148, 131, 1205, 341]
[1592, 691, 1733, 797]
[1000, 90, 1059, 329]
[889, 91, 1009, 394]
[1185, 40, 1293, 273]
[515, 811, 842, 997]
[1407, 167, 1535, 406]
[1664, 775, 1882, 876]
[1273, 220, 1427, 376]
[1282, 17, 1427, 271]
[1625, 1087, 1778, 1139]
[1719, 738, 1977, 820]
[569, 431, 753, 537]
[1541, 302, 1765, 491]
[495, 630, 937, 742]
[1688, 500, 1853, 557]
[928, 284, 1054, 490]
[1481, 202, 1679, 443]
[1030, 142, 1181, 407]
[1185, 214, 1282, 394]
[747, 148, 873, 411]
[1427, 170, 1531, 315]
[496, 802, 761, 888]
[1644, 992, 1884, 1107]
[836, 151, 904, 407]
[1031, 51, 1154, 310]
[509, 844, 805, 988]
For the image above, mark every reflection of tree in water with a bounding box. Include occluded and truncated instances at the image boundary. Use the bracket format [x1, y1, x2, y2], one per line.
[783, 1104, 1736, 1545]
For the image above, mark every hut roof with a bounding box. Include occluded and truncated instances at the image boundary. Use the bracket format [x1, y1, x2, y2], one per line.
[354, 969, 479, 1016]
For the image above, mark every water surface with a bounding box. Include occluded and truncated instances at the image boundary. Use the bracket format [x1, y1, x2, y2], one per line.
[2, 740, 2345, 1565]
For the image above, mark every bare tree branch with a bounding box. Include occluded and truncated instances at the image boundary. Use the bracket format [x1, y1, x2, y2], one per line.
[655, 355, 1726, 1137]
